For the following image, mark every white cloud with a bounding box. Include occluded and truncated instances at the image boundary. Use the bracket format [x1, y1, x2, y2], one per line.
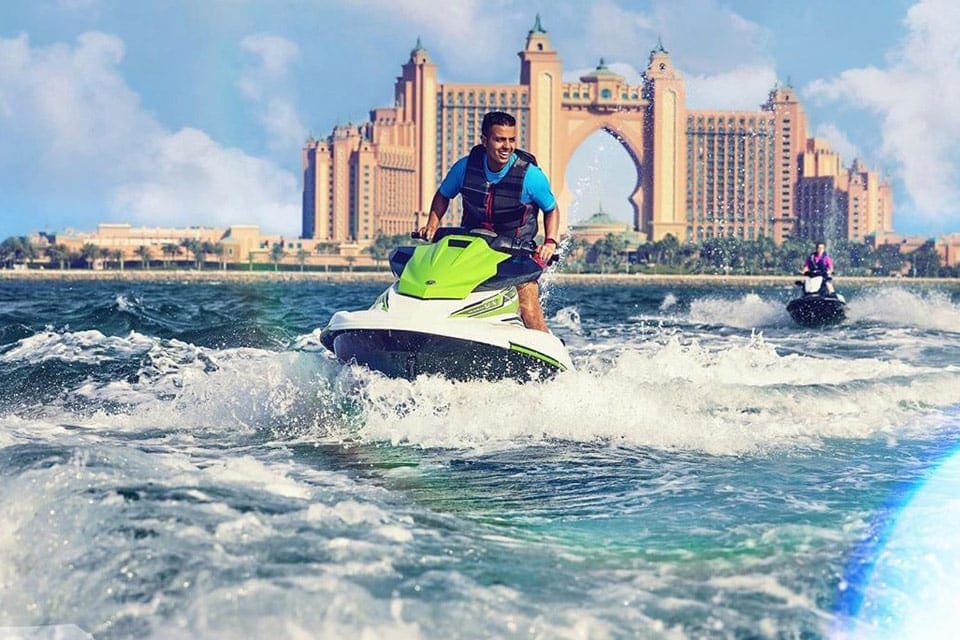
[0, 32, 157, 181]
[581, 1, 656, 64]
[53, 0, 99, 9]
[572, 0, 771, 75]
[111, 128, 299, 228]
[0, 32, 300, 235]
[813, 123, 861, 166]
[805, 0, 960, 225]
[684, 65, 777, 110]
[567, 2, 778, 109]
[350, 0, 521, 80]
[240, 34, 299, 84]
[239, 34, 307, 155]
[648, 0, 771, 74]
[563, 59, 774, 112]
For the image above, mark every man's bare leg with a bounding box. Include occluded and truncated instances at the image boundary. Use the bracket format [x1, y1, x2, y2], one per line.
[517, 282, 548, 332]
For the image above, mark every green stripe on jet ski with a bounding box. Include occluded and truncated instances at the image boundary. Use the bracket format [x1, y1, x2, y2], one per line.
[450, 289, 519, 319]
[509, 343, 566, 371]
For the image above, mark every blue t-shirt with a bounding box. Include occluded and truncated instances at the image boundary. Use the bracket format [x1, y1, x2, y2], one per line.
[439, 153, 557, 212]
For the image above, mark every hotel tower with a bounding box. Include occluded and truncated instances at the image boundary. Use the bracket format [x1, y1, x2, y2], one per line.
[302, 17, 892, 247]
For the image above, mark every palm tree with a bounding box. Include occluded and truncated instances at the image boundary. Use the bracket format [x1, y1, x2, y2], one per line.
[653, 233, 680, 268]
[180, 239, 207, 270]
[135, 245, 152, 269]
[200, 241, 217, 270]
[161, 243, 180, 269]
[0, 237, 14, 268]
[344, 255, 356, 272]
[296, 248, 308, 272]
[874, 243, 904, 276]
[269, 243, 286, 271]
[908, 241, 942, 277]
[80, 243, 100, 269]
[179, 239, 196, 269]
[315, 242, 337, 272]
[0, 236, 34, 269]
[775, 237, 809, 275]
[367, 233, 404, 269]
[110, 248, 124, 271]
[46, 243, 69, 270]
[247, 251, 256, 271]
[211, 242, 227, 270]
[593, 234, 629, 274]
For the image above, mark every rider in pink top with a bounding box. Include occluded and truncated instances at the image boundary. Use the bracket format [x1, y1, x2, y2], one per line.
[802, 242, 835, 294]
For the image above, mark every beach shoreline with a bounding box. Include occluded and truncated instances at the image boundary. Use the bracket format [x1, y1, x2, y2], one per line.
[1, 268, 956, 286]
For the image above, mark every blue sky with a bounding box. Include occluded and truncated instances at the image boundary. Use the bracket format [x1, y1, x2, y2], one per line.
[1, 0, 957, 239]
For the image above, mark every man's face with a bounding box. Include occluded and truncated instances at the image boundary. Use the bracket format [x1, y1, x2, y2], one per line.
[816, 243, 825, 254]
[482, 124, 517, 171]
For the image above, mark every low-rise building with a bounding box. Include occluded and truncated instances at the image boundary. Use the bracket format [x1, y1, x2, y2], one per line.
[28, 223, 381, 269]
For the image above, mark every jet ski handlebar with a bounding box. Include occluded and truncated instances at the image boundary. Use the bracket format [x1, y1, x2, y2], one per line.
[412, 227, 558, 263]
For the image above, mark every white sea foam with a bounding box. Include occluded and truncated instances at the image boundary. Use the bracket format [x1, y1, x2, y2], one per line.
[660, 293, 678, 311]
[687, 293, 786, 328]
[849, 287, 960, 332]
[4, 311, 956, 458]
[203, 456, 311, 500]
[114, 293, 141, 313]
[214, 512, 275, 542]
[0, 329, 157, 365]
[351, 333, 959, 454]
[550, 306, 582, 333]
[306, 500, 392, 526]
[5, 322, 956, 458]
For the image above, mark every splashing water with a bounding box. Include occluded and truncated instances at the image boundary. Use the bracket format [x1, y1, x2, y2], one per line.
[0, 278, 958, 638]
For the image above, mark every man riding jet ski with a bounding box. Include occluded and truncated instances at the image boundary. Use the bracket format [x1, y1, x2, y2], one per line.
[322, 109, 572, 380]
[319, 227, 574, 381]
[418, 110, 560, 332]
[787, 241, 846, 327]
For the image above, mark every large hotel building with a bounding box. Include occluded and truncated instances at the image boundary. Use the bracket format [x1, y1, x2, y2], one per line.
[303, 17, 893, 247]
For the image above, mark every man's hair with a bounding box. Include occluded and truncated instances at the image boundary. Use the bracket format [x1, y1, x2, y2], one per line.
[815, 241, 826, 248]
[482, 111, 516, 137]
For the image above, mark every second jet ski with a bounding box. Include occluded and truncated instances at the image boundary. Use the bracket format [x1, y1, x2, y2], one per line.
[787, 271, 846, 327]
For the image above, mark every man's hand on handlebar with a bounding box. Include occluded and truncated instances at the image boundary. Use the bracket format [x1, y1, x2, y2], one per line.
[416, 222, 439, 242]
[536, 241, 556, 264]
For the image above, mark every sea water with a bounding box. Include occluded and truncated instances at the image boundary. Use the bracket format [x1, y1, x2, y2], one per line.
[0, 277, 958, 639]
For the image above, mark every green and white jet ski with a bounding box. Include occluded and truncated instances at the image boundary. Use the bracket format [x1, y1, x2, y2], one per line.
[320, 227, 573, 381]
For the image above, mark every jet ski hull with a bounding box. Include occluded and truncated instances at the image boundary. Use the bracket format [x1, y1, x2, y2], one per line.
[325, 328, 568, 381]
[787, 295, 846, 327]
[318, 231, 575, 382]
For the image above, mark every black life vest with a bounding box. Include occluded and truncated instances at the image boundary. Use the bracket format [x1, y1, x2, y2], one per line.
[459, 145, 541, 244]
[809, 253, 829, 269]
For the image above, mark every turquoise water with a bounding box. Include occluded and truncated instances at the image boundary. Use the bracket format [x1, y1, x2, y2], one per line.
[1, 278, 959, 638]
